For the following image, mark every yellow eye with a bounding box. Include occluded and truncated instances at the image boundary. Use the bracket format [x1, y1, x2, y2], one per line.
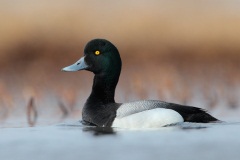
[95, 50, 100, 55]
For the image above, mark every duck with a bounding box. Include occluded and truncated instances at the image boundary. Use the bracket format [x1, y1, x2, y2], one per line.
[62, 39, 219, 128]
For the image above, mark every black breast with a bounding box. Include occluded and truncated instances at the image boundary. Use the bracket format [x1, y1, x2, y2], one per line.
[82, 102, 121, 127]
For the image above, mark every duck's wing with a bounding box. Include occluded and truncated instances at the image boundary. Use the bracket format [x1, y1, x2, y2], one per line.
[116, 100, 219, 123]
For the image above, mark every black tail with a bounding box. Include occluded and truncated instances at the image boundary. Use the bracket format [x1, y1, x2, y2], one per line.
[165, 104, 220, 123]
[184, 110, 219, 123]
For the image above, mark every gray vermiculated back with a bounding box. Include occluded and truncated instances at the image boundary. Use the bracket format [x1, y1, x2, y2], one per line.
[116, 100, 170, 118]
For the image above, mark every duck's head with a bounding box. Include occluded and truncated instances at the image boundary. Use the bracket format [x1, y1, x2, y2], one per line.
[62, 39, 122, 75]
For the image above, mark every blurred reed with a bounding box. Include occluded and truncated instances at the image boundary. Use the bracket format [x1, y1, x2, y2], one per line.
[27, 97, 37, 127]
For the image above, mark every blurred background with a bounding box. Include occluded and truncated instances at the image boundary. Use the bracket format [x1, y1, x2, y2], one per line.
[0, 0, 240, 127]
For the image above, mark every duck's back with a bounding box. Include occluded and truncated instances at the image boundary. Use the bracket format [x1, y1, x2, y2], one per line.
[116, 100, 218, 123]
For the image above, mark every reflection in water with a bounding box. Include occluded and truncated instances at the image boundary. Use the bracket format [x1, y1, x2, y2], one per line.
[82, 123, 209, 135]
[163, 122, 208, 130]
[57, 121, 116, 136]
[82, 127, 116, 136]
[58, 121, 235, 136]
[80, 120, 116, 136]
[179, 125, 207, 130]
[81, 120, 116, 136]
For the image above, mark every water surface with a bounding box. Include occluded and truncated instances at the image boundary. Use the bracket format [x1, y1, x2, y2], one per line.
[0, 122, 240, 160]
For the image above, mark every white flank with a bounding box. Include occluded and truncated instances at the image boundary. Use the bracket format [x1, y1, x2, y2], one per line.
[112, 108, 184, 129]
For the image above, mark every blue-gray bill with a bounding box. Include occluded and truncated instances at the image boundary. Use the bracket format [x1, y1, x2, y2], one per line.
[61, 56, 88, 72]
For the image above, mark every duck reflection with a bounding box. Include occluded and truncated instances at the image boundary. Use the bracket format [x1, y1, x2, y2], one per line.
[82, 126, 116, 136]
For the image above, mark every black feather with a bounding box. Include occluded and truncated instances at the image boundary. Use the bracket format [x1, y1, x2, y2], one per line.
[162, 103, 219, 123]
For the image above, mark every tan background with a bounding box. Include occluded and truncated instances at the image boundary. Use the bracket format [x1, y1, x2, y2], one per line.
[0, 0, 240, 126]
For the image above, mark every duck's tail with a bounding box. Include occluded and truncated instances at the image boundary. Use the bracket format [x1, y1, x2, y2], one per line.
[166, 104, 220, 123]
[184, 111, 220, 123]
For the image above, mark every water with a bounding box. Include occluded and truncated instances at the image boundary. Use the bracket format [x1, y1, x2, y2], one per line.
[0, 122, 240, 160]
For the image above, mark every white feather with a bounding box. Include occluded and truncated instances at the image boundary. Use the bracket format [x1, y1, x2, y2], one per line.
[112, 108, 184, 129]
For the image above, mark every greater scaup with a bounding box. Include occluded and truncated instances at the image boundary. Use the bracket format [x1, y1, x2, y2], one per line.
[62, 39, 219, 128]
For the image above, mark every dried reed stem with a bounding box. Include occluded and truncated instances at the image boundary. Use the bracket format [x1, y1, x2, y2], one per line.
[58, 101, 69, 119]
[27, 97, 38, 126]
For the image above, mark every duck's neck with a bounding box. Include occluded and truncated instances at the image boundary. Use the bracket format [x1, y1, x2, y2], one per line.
[87, 70, 120, 104]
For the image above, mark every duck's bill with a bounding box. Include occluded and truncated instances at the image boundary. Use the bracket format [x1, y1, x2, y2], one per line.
[61, 56, 88, 72]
